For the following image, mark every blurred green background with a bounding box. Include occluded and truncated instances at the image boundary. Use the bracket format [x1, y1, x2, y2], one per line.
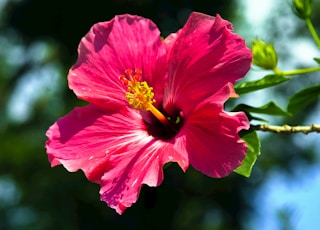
[1, 0, 319, 229]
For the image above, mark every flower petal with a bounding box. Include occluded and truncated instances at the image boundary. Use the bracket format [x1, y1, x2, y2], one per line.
[69, 14, 167, 109]
[176, 84, 249, 178]
[45, 104, 187, 214]
[99, 139, 187, 214]
[163, 30, 180, 59]
[163, 12, 252, 114]
[45, 104, 143, 182]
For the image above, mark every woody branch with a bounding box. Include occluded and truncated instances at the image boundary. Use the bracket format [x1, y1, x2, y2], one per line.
[252, 124, 320, 134]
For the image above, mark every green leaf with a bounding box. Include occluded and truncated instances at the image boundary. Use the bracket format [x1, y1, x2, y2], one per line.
[287, 84, 320, 114]
[235, 74, 290, 95]
[233, 101, 291, 116]
[247, 114, 269, 122]
[313, 57, 320, 64]
[234, 130, 261, 177]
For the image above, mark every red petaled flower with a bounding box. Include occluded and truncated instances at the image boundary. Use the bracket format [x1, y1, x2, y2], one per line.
[45, 12, 252, 214]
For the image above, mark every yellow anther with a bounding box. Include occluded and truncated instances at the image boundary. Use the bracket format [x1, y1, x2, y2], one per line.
[120, 69, 169, 125]
[120, 69, 155, 110]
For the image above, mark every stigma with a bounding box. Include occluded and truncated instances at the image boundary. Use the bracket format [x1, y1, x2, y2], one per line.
[120, 69, 169, 125]
[120, 69, 155, 110]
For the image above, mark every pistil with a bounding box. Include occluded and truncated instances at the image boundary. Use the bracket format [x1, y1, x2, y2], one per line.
[120, 69, 169, 126]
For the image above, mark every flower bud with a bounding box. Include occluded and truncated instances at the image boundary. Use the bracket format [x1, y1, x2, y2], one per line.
[252, 38, 278, 70]
[292, 0, 312, 19]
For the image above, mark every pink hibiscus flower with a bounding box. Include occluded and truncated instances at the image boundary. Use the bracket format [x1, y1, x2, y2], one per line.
[45, 12, 252, 214]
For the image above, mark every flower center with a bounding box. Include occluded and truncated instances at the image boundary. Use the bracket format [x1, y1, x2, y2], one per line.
[120, 69, 169, 126]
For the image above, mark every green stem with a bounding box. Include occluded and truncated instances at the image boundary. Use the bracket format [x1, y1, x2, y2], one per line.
[274, 66, 320, 76]
[305, 18, 320, 48]
[273, 67, 283, 75]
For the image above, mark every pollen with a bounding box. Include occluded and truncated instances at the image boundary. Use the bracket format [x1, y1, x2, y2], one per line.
[119, 69, 155, 110]
[120, 69, 169, 125]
